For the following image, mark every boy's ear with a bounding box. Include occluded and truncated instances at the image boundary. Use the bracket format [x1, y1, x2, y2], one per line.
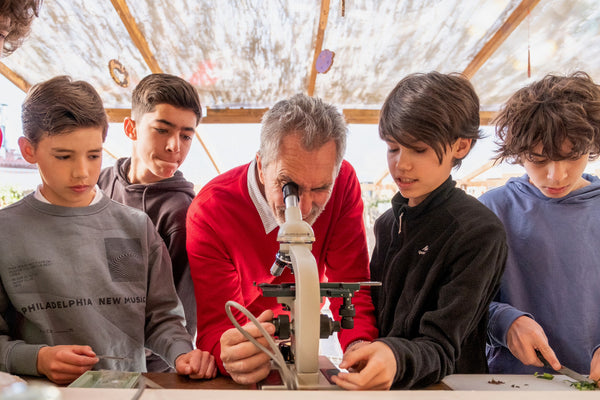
[124, 117, 137, 141]
[453, 138, 472, 159]
[18, 137, 37, 164]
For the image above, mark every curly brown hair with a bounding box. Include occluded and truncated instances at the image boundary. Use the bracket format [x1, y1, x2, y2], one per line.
[0, 0, 42, 56]
[494, 71, 600, 164]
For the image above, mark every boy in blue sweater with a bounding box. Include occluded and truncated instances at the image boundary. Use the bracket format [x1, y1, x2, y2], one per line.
[480, 71, 600, 383]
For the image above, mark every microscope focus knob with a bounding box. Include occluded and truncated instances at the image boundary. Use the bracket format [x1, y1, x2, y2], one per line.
[272, 314, 290, 340]
[339, 298, 356, 330]
[319, 314, 340, 338]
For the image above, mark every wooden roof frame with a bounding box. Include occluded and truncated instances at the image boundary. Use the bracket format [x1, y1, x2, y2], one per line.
[0, 1, 538, 135]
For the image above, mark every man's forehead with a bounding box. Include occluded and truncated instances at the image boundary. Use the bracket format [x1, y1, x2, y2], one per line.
[272, 162, 336, 189]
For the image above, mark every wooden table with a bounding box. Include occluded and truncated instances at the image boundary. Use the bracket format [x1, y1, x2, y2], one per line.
[23, 371, 449, 390]
[141, 373, 252, 390]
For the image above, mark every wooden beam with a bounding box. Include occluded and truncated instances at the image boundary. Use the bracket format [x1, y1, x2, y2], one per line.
[102, 146, 119, 160]
[106, 108, 131, 123]
[0, 62, 31, 92]
[107, 107, 497, 126]
[110, 0, 162, 73]
[194, 128, 220, 174]
[461, 159, 497, 182]
[480, 110, 498, 126]
[374, 170, 389, 186]
[202, 107, 269, 124]
[343, 109, 380, 124]
[307, 0, 331, 97]
[462, 0, 541, 79]
[106, 107, 268, 124]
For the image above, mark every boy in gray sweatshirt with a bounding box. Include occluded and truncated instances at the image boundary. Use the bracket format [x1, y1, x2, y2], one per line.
[0, 75, 216, 384]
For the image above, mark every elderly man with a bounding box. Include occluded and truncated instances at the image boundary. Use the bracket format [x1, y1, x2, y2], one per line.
[186, 93, 377, 384]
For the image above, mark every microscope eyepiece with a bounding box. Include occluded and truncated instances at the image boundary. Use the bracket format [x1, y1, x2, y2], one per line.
[282, 182, 299, 200]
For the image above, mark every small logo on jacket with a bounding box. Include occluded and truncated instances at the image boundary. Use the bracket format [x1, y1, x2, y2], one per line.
[418, 245, 429, 255]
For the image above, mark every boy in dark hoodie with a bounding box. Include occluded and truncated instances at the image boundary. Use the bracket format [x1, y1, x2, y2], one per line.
[97, 73, 204, 372]
[332, 72, 507, 390]
[480, 71, 600, 383]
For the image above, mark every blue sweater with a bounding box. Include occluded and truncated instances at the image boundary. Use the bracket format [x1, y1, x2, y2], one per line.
[480, 174, 600, 374]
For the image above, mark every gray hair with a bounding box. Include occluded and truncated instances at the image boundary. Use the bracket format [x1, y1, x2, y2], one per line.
[258, 93, 347, 168]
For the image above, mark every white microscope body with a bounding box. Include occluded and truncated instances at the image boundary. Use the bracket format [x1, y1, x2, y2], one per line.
[271, 182, 321, 388]
[263, 182, 360, 389]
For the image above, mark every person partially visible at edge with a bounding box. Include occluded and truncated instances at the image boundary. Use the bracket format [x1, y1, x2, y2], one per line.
[0, 0, 42, 147]
[97, 73, 208, 373]
[186, 93, 378, 385]
[332, 72, 507, 389]
[0, 0, 41, 58]
[0, 75, 215, 384]
[480, 71, 600, 384]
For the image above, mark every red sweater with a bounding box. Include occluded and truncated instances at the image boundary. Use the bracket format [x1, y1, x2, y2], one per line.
[186, 160, 377, 374]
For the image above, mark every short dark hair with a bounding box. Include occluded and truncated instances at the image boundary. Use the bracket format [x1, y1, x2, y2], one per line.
[379, 71, 482, 167]
[494, 71, 600, 164]
[21, 75, 108, 145]
[259, 93, 347, 168]
[131, 73, 202, 125]
[0, 0, 42, 56]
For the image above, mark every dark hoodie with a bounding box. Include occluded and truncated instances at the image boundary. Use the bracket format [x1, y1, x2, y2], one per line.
[98, 158, 197, 345]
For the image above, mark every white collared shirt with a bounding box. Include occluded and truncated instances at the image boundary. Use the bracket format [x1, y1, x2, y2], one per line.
[247, 159, 279, 234]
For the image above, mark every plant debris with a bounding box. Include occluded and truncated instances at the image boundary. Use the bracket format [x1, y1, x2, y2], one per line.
[488, 378, 505, 384]
[534, 372, 554, 380]
[570, 380, 597, 391]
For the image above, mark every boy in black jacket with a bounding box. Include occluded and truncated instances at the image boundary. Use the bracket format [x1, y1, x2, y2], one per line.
[333, 72, 507, 390]
[97, 73, 211, 374]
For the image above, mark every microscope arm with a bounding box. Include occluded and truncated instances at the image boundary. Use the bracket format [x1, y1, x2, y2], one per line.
[289, 243, 320, 383]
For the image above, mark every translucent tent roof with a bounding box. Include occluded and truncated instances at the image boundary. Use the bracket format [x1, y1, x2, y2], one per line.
[1, 0, 600, 189]
[3, 0, 600, 111]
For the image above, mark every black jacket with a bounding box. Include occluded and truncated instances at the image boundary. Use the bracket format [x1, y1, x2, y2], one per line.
[371, 177, 507, 389]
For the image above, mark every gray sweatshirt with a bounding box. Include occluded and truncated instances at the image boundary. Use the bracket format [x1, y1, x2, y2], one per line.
[0, 193, 193, 376]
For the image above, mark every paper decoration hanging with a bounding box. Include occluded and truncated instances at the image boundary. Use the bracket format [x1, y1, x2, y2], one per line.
[108, 59, 130, 88]
[316, 49, 335, 74]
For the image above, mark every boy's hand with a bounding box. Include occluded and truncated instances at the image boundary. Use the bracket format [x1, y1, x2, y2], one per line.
[220, 309, 275, 385]
[332, 341, 396, 390]
[175, 349, 217, 379]
[506, 315, 561, 370]
[589, 348, 600, 385]
[36, 345, 98, 384]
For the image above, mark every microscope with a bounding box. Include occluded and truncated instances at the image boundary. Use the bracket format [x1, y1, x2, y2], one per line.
[256, 182, 375, 390]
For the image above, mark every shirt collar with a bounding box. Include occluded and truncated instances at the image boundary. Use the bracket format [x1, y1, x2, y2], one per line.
[247, 159, 279, 234]
[34, 184, 104, 206]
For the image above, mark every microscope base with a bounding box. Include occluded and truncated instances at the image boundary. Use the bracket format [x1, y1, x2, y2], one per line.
[258, 356, 342, 390]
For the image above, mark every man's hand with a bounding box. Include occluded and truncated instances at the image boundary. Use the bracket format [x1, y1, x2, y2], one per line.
[220, 309, 275, 385]
[332, 341, 396, 390]
[506, 315, 560, 370]
[589, 348, 600, 385]
[175, 349, 217, 379]
[36, 345, 98, 384]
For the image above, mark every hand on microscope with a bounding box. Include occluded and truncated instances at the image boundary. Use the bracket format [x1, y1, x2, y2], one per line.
[332, 340, 396, 390]
[220, 309, 276, 384]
